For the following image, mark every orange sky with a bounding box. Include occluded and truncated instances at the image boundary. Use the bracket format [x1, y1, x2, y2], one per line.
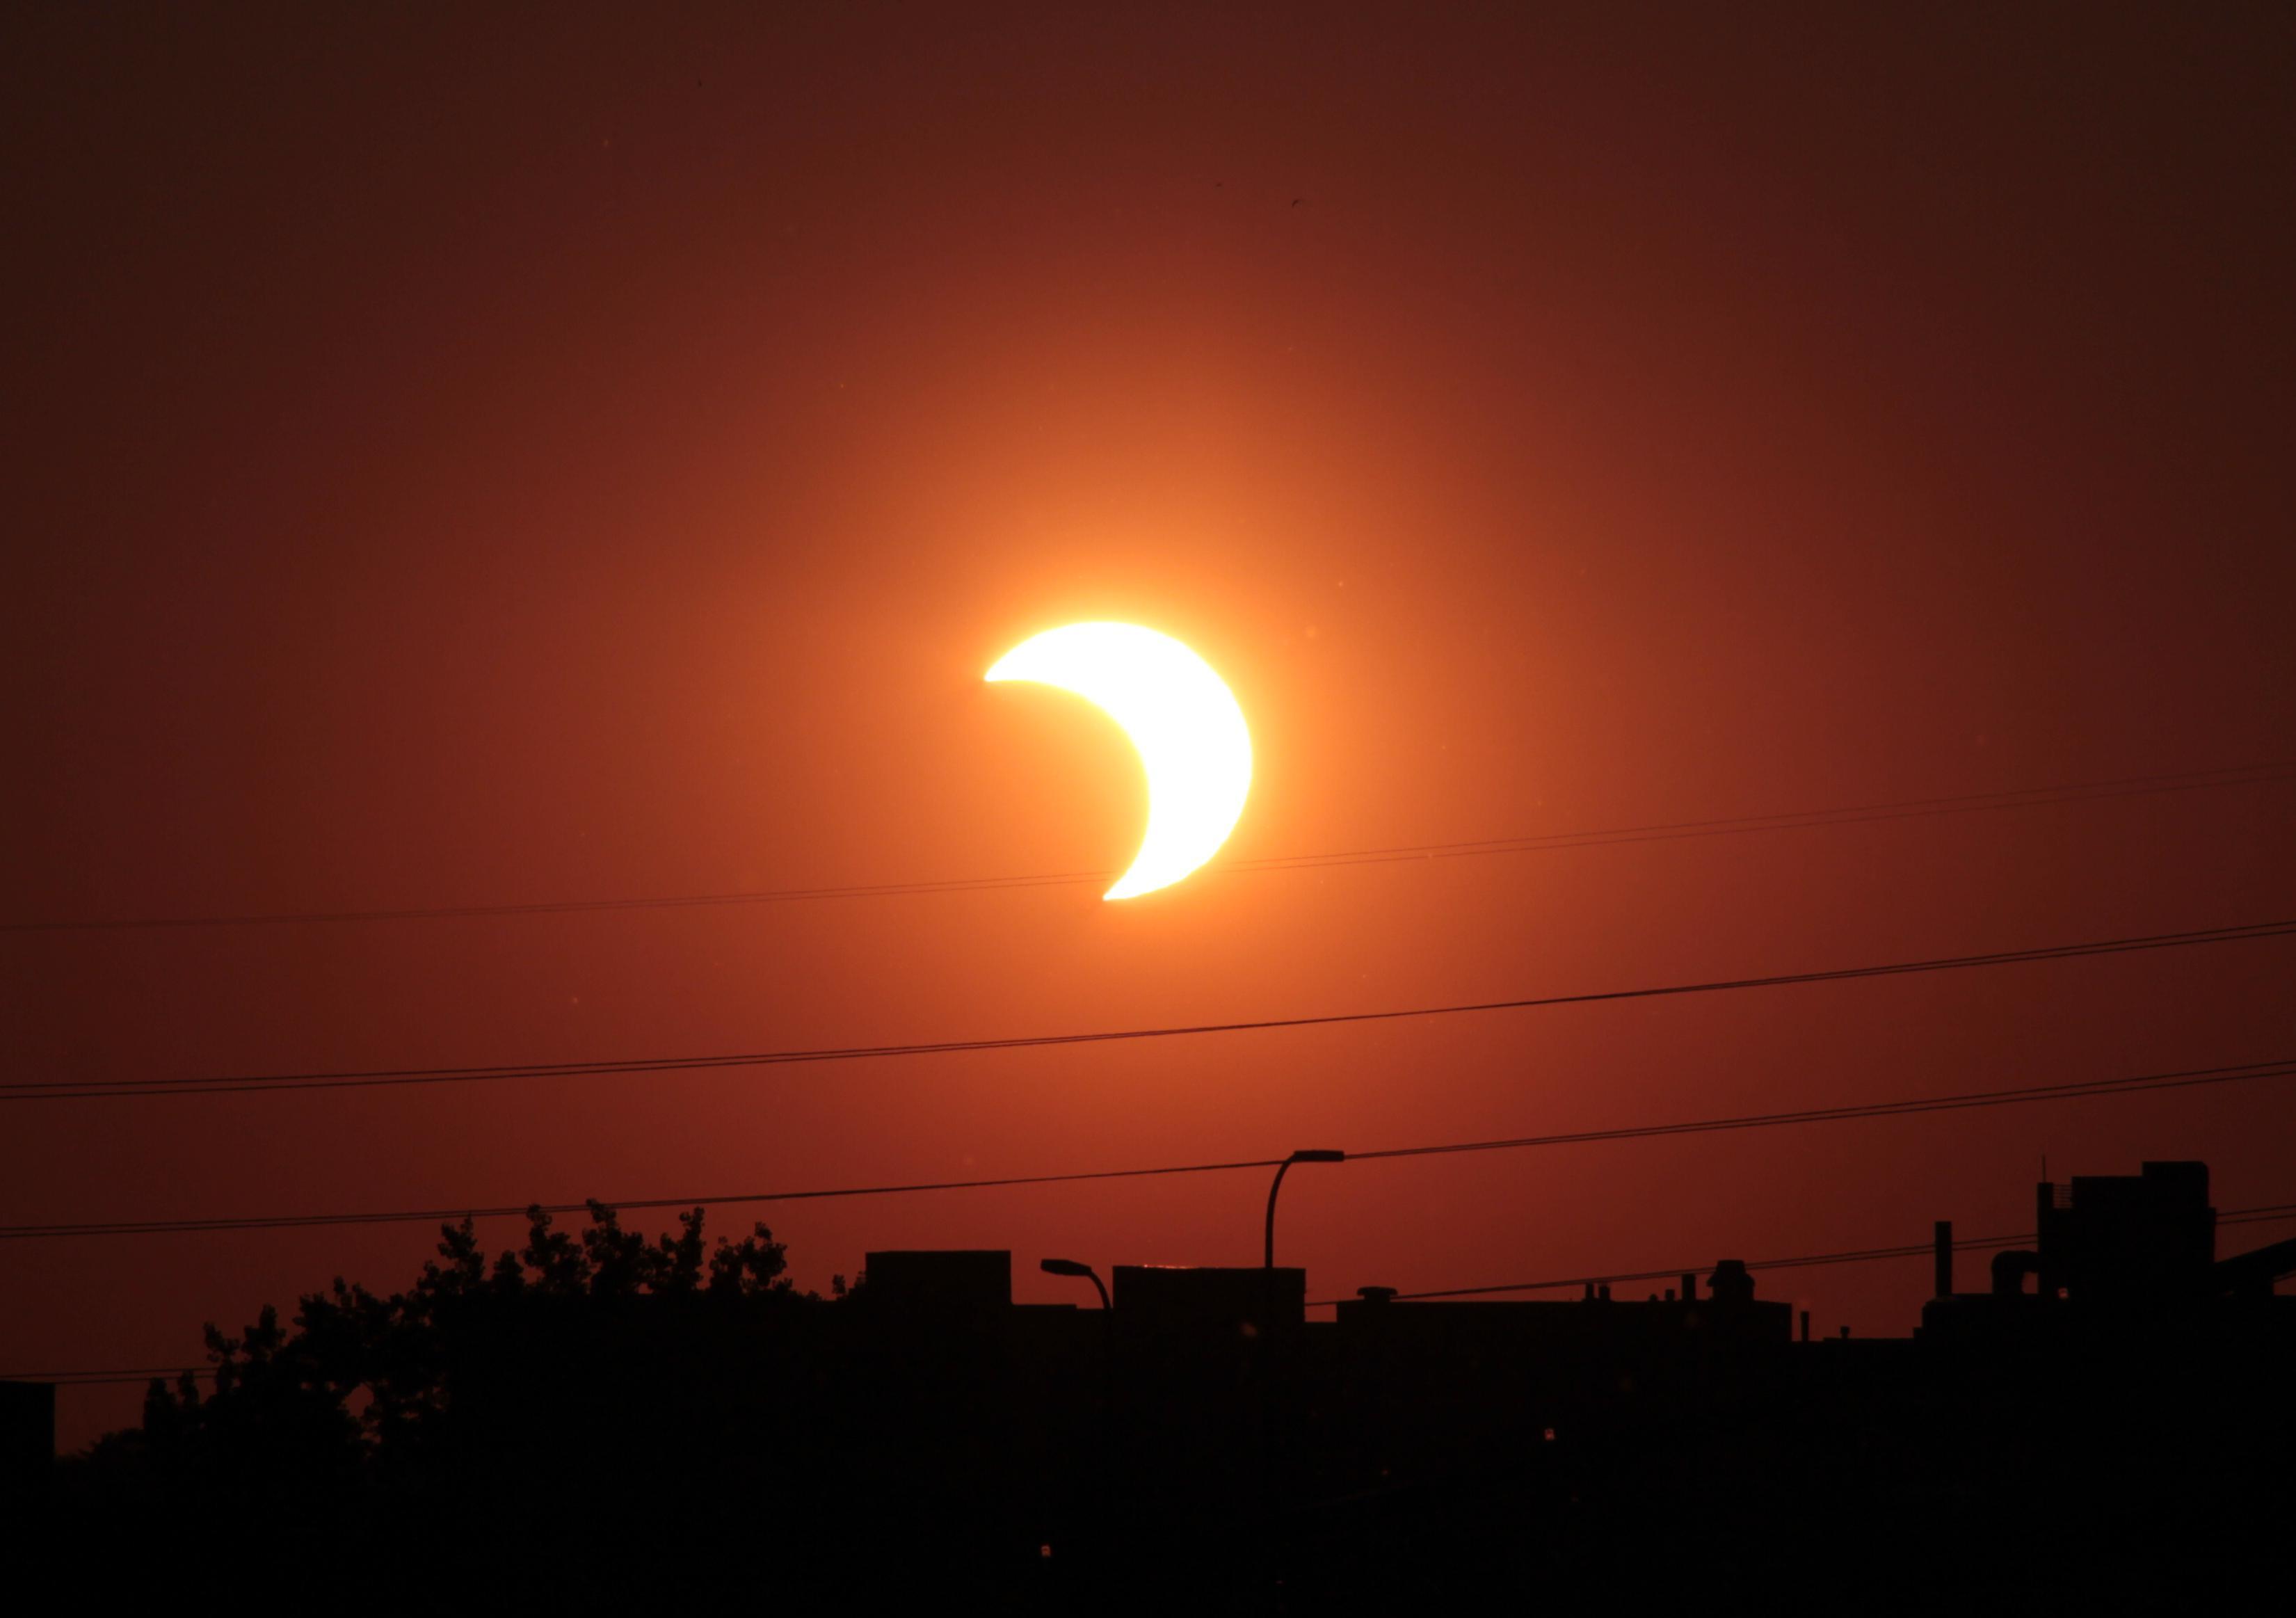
[5, 5, 2294, 1448]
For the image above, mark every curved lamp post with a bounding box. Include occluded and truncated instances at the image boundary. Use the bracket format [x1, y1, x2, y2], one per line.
[1038, 1256, 1111, 1311]
[1264, 1149, 1346, 1268]
[1041, 1256, 1116, 1421]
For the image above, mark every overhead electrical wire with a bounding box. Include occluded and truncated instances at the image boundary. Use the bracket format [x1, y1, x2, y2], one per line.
[4, 1052, 2289, 1241]
[24, 1203, 2296, 1387]
[6, 759, 2288, 934]
[1340, 1055, 2296, 1164]
[1303, 1201, 2296, 1308]
[0, 1154, 1287, 1240]
[7, 915, 2290, 1103]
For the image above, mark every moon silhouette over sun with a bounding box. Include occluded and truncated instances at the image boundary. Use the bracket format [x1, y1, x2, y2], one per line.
[986, 623, 1253, 900]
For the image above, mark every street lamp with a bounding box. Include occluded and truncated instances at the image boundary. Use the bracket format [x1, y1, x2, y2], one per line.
[1264, 1149, 1346, 1268]
[1041, 1257, 1116, 1419]
[1039, 1256, 1110, 1311]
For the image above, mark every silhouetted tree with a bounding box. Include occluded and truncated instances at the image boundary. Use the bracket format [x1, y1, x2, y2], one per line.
[120, 1202, 814, 1498]
[709, 1215, 789, 1295]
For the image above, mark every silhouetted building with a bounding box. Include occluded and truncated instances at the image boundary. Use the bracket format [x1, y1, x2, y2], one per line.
[1103, 1265, 1308, 1528]
[862, 1248, 1013, 1313]
[1111, 1263, 1305, 1334]
[2032, 1158, 2215, 1301]
[1922, 1160, 2296, 1342]
[1326, 1258, 1792, 1484]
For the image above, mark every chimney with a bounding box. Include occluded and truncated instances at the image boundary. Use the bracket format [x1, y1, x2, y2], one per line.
[1934, 1220, 1954, 1298]
[1799, 1310, 1811, 1343]
[1680, 1272, 1696, 1301]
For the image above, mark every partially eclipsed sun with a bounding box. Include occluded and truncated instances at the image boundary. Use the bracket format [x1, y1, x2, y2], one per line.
[986, 623, 1252, 900]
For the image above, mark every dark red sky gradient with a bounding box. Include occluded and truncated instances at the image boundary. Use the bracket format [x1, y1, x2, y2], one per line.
[5, 6, 2294, 1447]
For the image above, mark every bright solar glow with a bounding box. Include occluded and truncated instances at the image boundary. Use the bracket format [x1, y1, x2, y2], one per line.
[986, 622, 1253, 900]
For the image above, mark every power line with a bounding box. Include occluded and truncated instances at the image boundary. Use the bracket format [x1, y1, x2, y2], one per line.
[8, 915, 2292, 1103]
[26, 1204, 2296, 1387]
[1307, 1203, 2296, 1307]
[1333, 1234, 2036, 1306]
[7, 760, 2288, 934]
[0, 1155, 1291, 1239]
[5, 1053, 2290, 1241]
[1345, 1056, 2296, 1164]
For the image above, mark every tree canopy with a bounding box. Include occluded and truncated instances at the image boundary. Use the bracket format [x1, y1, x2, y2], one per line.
[95, 1202, 810, 1498]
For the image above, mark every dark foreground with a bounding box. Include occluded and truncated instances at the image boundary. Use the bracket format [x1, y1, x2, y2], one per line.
[12, 1165, 2294, 1608]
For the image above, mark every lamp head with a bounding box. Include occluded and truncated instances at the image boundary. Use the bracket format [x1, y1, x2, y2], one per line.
[1291, 1149, 1347, 1164]
[1039, 1258, 1096, 1278]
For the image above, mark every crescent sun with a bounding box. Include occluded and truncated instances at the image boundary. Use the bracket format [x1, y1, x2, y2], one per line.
[986, 623, 1253, 901]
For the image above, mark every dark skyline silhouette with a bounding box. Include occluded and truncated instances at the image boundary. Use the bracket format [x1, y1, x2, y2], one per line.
[10, 1153, 2294, 1601]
